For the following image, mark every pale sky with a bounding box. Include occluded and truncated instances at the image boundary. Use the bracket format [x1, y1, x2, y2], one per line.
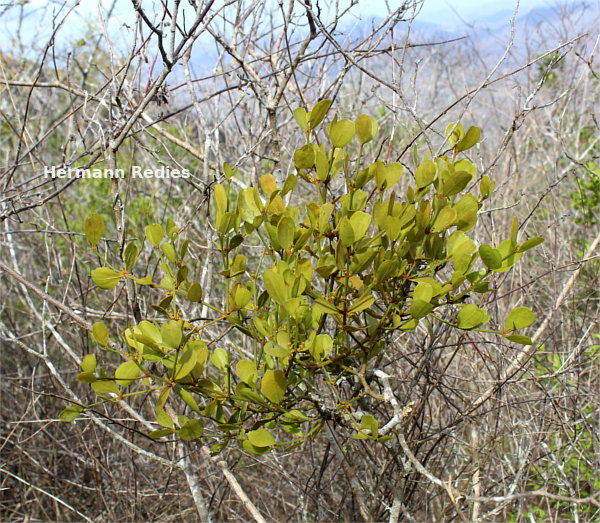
[0, 0, 576, 50]
[357, 0, 551, 23]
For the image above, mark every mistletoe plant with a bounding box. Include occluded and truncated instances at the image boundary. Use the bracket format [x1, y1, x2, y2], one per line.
[63, 100, 543, 454]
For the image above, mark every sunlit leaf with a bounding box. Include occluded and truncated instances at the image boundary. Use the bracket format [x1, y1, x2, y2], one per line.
[328, 118, 355, 148]
[174, 347, 197, 380]
[92, 322, 109, 345]
[84, 213, 105, 247]
[355, 114, 378, 144]
[457, 304, 490, 329]
[92, 267, 122, 290]
[59, 405, 83, 422]
[261, 369, 286, 404]
[409, 299, 433, 319]
[479, 244, 502, 270]
[293, 107, 309, 131]
[145, 223, 164, 247]
[308, 99, 332, 129]
[80, 354, 97, 373]
[455, 126, 480, 152]
[505, 334, 533, 345]
[264, 269, 288, 305]
[505, 306, 535, 331]
[161, 320, 182, 349]
[179, 419, 204, 440]
[294, 144, 315, 170]
[277, 216, 295, 250]
[236, 360, 258, 387]
[415, 160, 436, 188]
[211, 347, 229, 371]
[431, 206, 457, 233]
[519, 237, 544, 252]
[260, 173, 278, 195]
[248, 428, 275, 447]
[115, 360, 141, 386]
[348, 291, 374, 313]
[188, 282, 203, 302]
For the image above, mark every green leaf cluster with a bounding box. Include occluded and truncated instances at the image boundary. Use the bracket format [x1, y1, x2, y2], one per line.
[72, 101, 542, 453]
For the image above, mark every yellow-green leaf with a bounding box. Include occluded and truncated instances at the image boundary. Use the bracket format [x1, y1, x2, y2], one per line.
[177, 389, 202, 415]
[314, 297, 340, 316]
[211, 347, 229, 371]
[115, 360, 140, 386]
[80, 354, 97, 373]
[76, 372, 96, 383]
[188, 282, 203, 302]
[442, 171, 472, 197]
[431, 206, 457, 233]
[415, 160, 436, 188]
[479, 244, 503, 270]
[238, 188, 262, 222]
[91, 380, 120, 395]
[505, 334, 533, 345]
[293, 107, 309, 131]
[355, 114, 378, 144]
[261, 369, 287, 404]
[457, 304, 490, 329]
[161, 243, 177, 263]
[348, 291, 375, 313]
[308, 99, 332, 129]
[150, 428, 174, 439]
[480, 175, 494, 199]
[84, 214, 105, 247]
[455, 126, 481, 152]
[409, 299, 433, 319]
[161, 320, 182, 349]
[311, 334, 333, 361]
[124, 242, 138, 271]
[260, 174, 277, 195]
[214, 183, 227, 223]
[131, 274, 153, 285]
[264, 269, 288, 305]
[519, 237, 544, 252]
[236, 360, 258, 387]
[445, 122, 465, 147]
[179, 419, 204, 440]
[59, 405, 83, 422]
[222, 162, 238, 179]
[91, 267, 122, 290]
[384, 162, 403, 188]
[349, 211, 371, 243]
[328, 119, 355, 148]
[230, 254, 247, 277]
[294, 144, 316, 169]
[277, 216, 295, 250]
[248, 428, 275, 447]
[92, 322, 109, 345]
[174, 347, 198, 380]
[233, 285, 251, 309]
[505, 307, 535, 331]
[156, 408, 174, 428]
[413, 282, 433, 303]
[145, 223, 164, 247]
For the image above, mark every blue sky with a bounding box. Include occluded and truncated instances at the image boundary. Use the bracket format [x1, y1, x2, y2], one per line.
[0, 0, 569, 50]
[356, 0, 551, 23]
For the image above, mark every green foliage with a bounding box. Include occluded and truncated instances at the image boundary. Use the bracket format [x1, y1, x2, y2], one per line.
[570, 161, 600, 227]
[535, 50, 564, 87]
[69, 101, 543, 454]
[511, 342, 600, 520]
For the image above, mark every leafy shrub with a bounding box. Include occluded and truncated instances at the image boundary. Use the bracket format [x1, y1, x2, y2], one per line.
[63, 101, 543, 454]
